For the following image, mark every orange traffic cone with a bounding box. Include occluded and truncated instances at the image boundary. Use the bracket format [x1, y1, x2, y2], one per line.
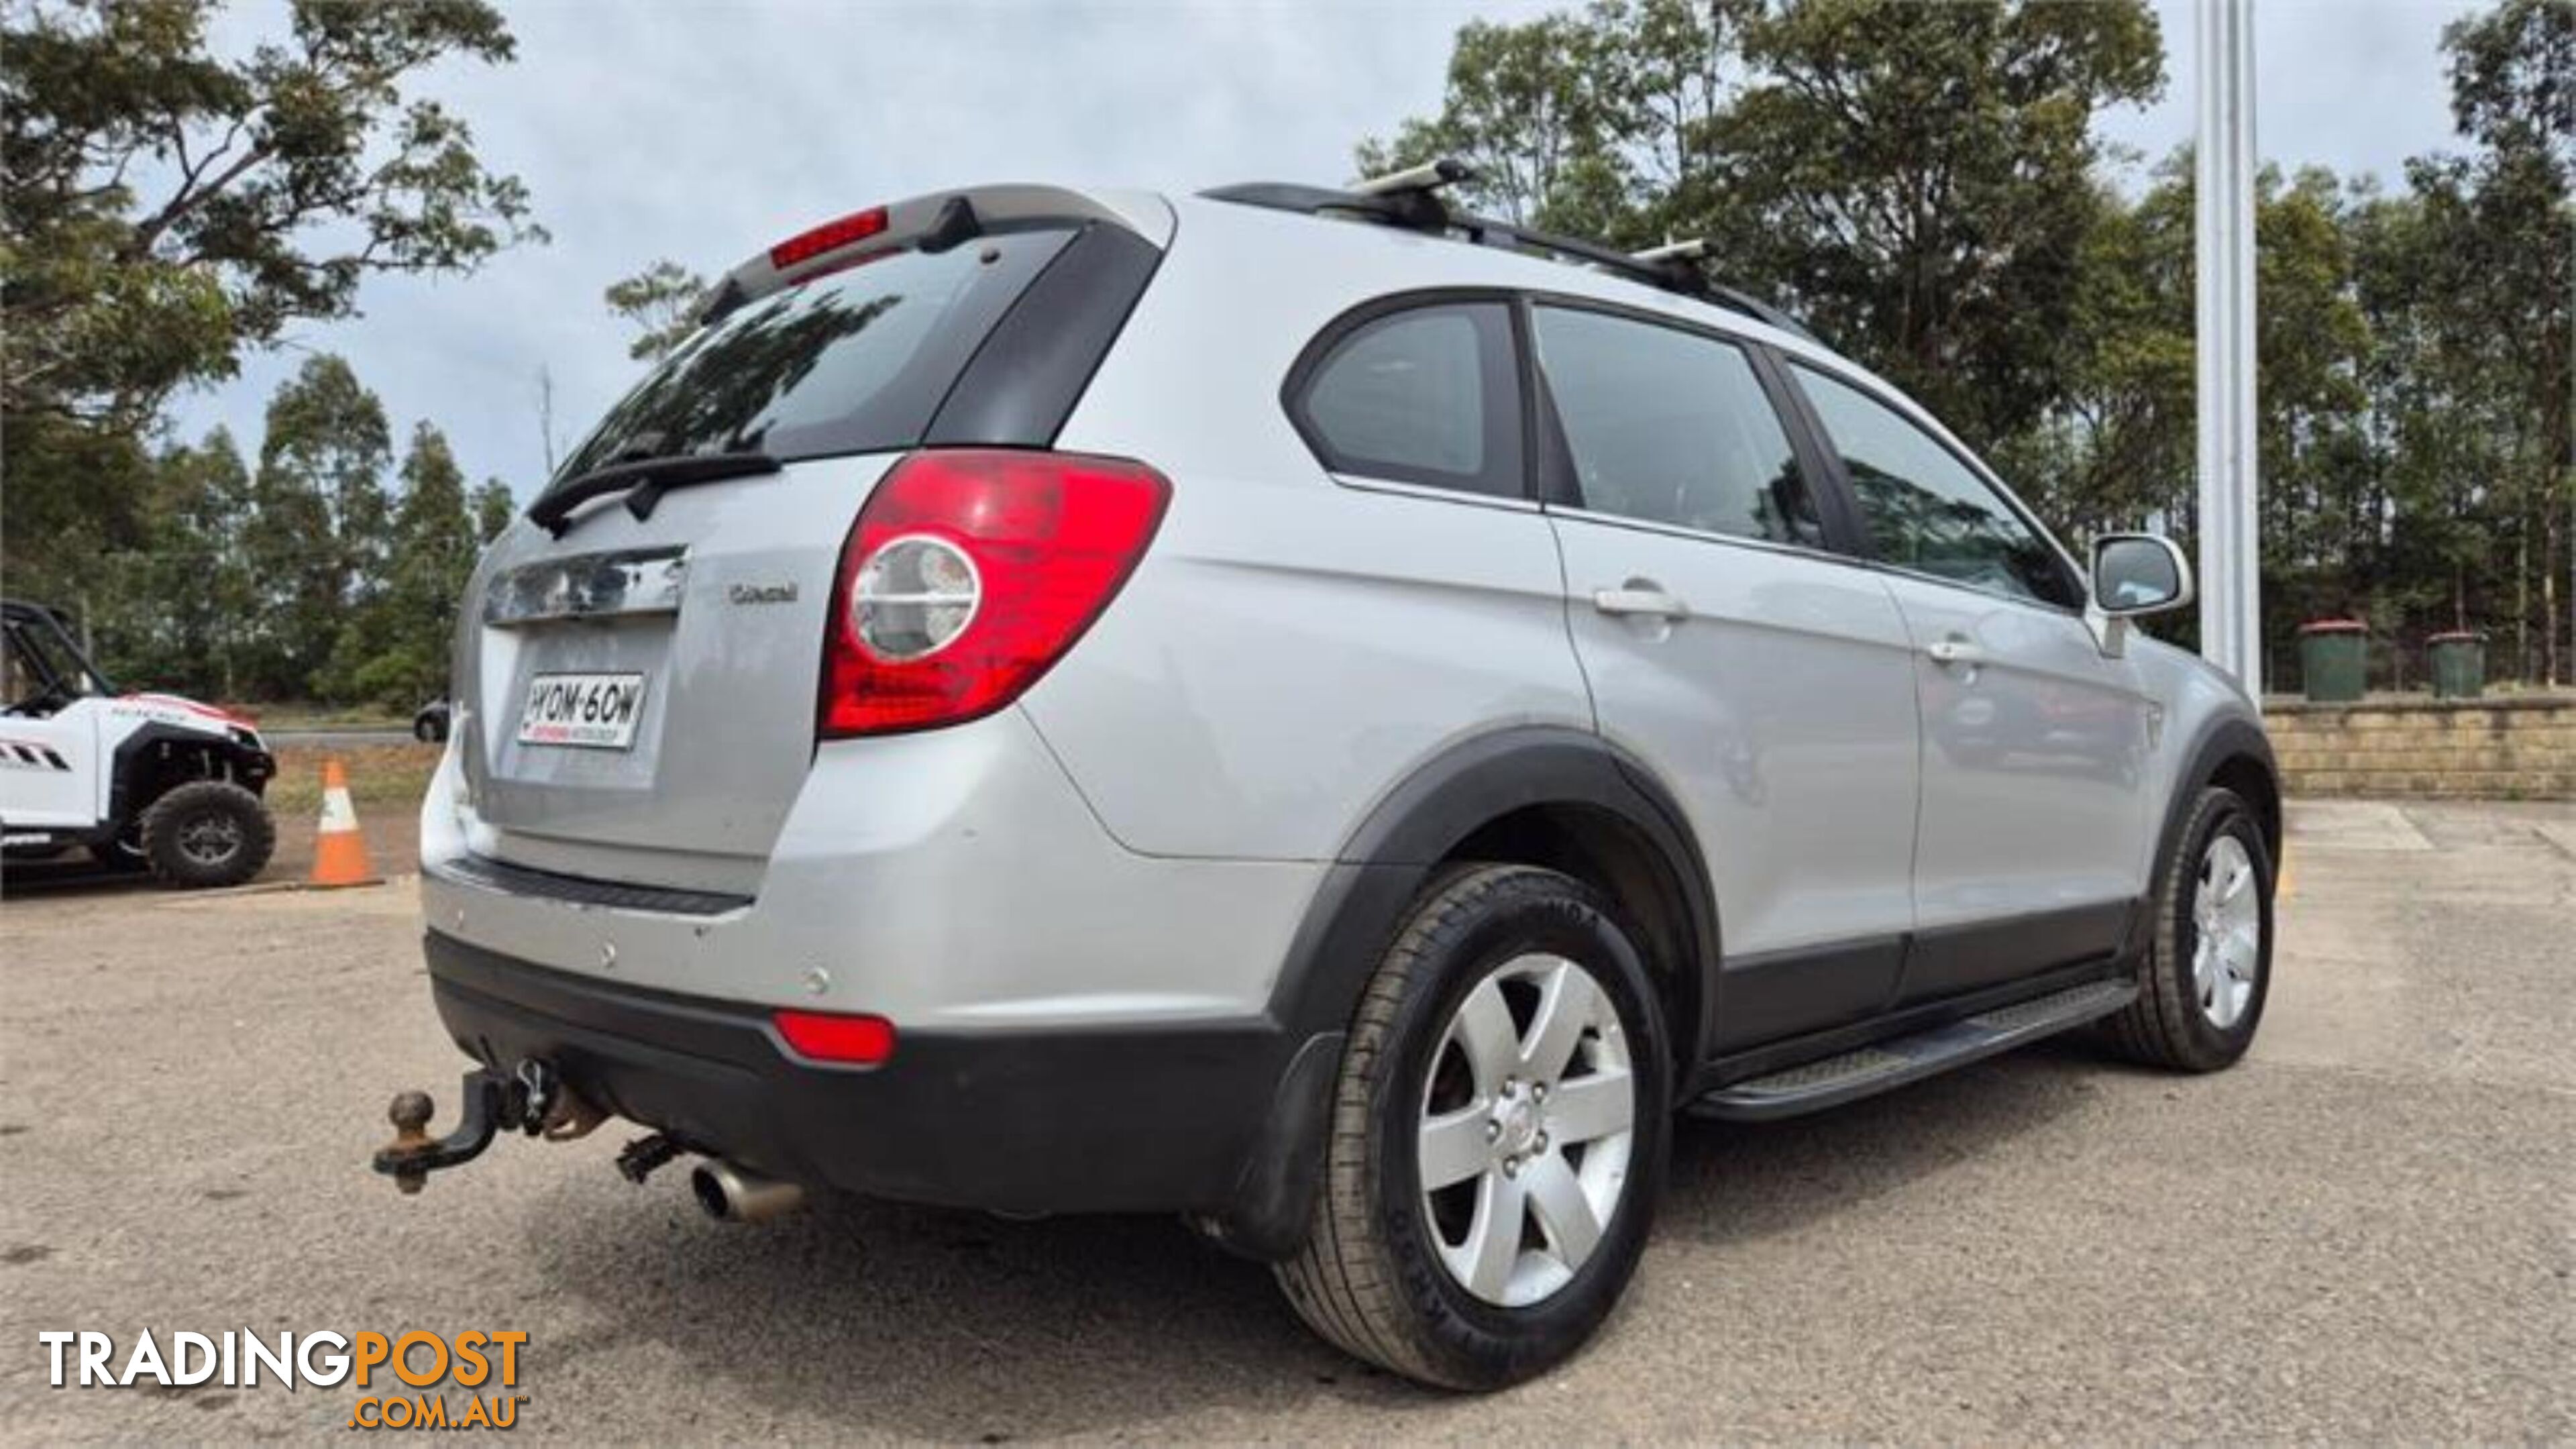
[309, 757, 380, 888]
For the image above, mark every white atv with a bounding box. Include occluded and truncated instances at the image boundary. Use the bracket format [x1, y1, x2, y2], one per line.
[1, 599, 278, 888]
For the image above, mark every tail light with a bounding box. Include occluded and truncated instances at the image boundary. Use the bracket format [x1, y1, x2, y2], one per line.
[819, 449, 1171, 737]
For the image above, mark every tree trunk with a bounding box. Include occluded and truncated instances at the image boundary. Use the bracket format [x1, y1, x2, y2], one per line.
[2553, 488, 2568, 688]
[2517, 508, 2531, 682]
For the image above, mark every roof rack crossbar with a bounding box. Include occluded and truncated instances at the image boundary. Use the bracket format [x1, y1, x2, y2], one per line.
[1199, 168, 1813, 341]
[1348, 158, 1477, 199]
[1631, 238, 1709, 265]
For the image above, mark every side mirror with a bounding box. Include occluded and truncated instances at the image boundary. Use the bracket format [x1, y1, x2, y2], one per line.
[2090, 533, 2194, 618]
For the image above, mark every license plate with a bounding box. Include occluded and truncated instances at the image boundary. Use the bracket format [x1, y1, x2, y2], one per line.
[517, 672, 647, 749]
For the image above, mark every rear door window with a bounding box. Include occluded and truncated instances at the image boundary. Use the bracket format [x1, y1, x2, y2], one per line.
[1292, 302, 1525, 498]
[551, 228, 1075, 485]
[1531, 305, 1823, 547]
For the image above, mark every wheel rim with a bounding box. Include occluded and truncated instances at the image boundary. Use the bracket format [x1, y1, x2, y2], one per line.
[1417, 953, 1636, 1308]
[175, 810, 244, 867]
[2191, 834, 2262, 1029]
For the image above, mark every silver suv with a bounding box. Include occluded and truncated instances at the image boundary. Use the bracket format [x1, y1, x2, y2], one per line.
[389, 168, 2279, 1391]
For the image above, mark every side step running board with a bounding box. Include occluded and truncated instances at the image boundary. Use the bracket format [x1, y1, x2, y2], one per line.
[1690, 979, 2138, 1122]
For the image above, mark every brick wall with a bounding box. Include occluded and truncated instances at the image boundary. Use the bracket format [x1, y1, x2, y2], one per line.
[2264, 696, 2576, 800]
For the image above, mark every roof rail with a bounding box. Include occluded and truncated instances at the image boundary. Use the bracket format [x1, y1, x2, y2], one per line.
[1199, 163, 1813, 341]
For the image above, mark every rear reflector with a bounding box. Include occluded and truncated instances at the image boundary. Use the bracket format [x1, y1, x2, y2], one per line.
[768, 206, 890, 270]
[772, 1009, 898, 1066]
[820, 449, 1171, 738]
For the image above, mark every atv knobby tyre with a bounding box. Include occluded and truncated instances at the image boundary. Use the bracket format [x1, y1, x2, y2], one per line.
[140, 780, 276, 890]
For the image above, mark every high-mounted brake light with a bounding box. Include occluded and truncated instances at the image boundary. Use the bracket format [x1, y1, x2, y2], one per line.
[768, 206, 889, 270]
[772, 1009, 898, 1067]
[820, 450, 1171, 738]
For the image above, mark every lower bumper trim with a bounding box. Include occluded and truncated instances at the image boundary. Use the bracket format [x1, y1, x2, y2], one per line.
[423, 930, 1304, 1221]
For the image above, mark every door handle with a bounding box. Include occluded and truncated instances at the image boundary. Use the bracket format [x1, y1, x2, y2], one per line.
[1592, 587, 1691, 621]
[1924, 637, 1986, 667]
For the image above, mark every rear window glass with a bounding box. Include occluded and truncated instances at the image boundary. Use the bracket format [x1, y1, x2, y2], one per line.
[551, 228, 1074, 486]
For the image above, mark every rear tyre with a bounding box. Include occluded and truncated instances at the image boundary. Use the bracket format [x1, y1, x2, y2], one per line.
[140, 780, 276, 890]
[1275, 864, 1670, 1391]
[2102, 786, 2273, 1071]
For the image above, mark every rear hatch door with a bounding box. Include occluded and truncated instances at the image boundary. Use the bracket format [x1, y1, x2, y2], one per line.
[453, 192, 1165, 894]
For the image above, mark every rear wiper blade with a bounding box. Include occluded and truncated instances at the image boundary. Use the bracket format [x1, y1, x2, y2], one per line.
[527, 451, 784, 537]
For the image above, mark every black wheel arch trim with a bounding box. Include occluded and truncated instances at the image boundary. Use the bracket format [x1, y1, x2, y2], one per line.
[2125, 713, 2279, 961]
[1214, 726, 1719, 1260]
[1265, 724, 1719, 1048]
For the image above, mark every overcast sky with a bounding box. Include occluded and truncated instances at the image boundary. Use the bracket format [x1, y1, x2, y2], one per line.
[170, 0, 2484, 500]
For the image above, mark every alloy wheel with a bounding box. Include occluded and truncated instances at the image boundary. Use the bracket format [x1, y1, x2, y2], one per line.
[2191, 834, 2262, 1029]
[1417, 953, 1637, 1307]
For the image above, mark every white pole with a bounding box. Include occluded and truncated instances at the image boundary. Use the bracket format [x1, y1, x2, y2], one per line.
[2195, 0, 2262, 698]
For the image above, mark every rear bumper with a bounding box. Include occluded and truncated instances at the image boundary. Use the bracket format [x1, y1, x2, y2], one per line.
[426, 929, 1328, 1234]
[421, 707, 1324, 1028]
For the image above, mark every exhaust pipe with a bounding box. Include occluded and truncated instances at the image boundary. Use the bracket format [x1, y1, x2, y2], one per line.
[690, 1161, 806, 1224]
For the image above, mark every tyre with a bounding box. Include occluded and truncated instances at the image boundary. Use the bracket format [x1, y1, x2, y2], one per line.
[139, 780, 276, 890]
[1275, 864, 1671, 1390]
[2101, 786, 2273, 1071]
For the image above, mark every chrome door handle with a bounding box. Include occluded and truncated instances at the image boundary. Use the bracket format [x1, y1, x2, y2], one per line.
[1924, 638, 1986, 667]
[1592, 588, 1690, 621]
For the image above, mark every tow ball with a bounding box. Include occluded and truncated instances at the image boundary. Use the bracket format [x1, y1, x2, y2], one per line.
[372, 1060, 600, 1194]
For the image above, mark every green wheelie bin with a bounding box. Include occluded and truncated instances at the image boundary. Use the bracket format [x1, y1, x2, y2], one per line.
[2298, 619, 2368, 703]
[2428, 630, 2485, 699]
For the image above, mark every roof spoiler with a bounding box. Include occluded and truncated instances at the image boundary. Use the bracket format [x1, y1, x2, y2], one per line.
[698, 184, 1152, 329]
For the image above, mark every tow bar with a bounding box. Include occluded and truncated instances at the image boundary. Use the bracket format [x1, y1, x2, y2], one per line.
[372, 1060, 601, 1194]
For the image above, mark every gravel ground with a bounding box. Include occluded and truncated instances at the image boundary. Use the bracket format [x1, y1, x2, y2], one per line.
[0, 798, 2567, 1444]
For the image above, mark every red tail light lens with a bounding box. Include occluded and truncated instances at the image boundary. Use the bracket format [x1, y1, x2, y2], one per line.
[772, 1009, 898, 1066]
[769, 206, 889, 270]
[820, 449, 1171, 738]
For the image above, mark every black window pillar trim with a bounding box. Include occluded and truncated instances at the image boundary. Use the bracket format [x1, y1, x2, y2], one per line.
[922, 219, 1166, 449]
[1746, 342, 1876, 561]
[1509, 293, 1583, 509]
